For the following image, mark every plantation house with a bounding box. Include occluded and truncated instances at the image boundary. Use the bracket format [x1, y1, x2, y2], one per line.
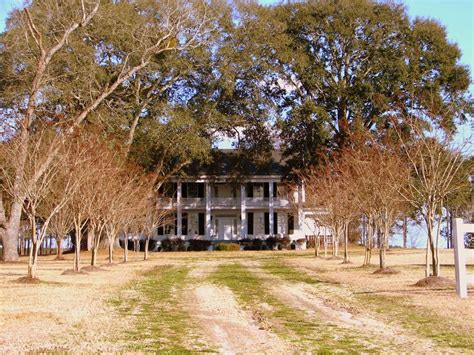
[155, 150, 323, 243]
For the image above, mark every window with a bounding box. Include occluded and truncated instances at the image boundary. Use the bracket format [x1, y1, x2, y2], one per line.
[246, 183, 253, 198]
[288, 214, 294, 235]
[174, 213, 177, 235]
[273, 182, 277, 198]
[182, 183, 188, 198]
[273, 212, 278, 234]
[264, 212, 269, 234]
[157, 225, 164, 236]
[247, 212, 254, 235]
[182, 213, 188, 236]
[197, 183, 204, 198]
[264, 182, 269, 198]
[198, 213, 205, 235]
[165, 223, 174, 235]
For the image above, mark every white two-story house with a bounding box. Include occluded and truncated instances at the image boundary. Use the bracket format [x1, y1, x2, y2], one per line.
[156, 150, 318, 241]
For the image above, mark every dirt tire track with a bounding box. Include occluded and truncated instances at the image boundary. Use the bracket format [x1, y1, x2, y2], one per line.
[242, 260, 445, 353]
[184, 283, 292, 355]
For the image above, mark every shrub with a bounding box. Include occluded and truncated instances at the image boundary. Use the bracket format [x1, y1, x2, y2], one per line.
[160, 238, 186, 252]
[214, 242, 240, 251]
[306, 237, 315, 249]
[188, 239, 212, 251]
[242, 238, 265, 250]
[280, 236, 291, 249]
[265, 236, 277, 249]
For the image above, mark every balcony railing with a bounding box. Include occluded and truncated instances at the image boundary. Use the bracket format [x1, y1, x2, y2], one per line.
[211, 197, 240, 208]
[181, 197, 205, 208]
[157, 196, 292, 209]
[157, 197, 175, 209]
[245, 197, 268, 207]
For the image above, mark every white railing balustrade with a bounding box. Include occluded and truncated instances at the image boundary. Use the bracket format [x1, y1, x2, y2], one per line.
[181, 198, 205, 208]
[211, 197, 240, 207]
[157, 197, 175, 209]
[453, 218, 474, 298]
[245, 197, 269, 207]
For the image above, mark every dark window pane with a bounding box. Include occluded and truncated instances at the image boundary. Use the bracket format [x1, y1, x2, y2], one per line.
[264, 212, 269, 234]
[157, 225, 164, 236]
[174, 213, 178, 235]
[246, 183, 253, 197]
[264, 183, 269, 198]
[288, 214, 294, 235]
[273, 212, 278, 234]
[198, 183, 204, 198]
[198, 213, 205, 235]
[247, 212, 254, 235]
[182, 213, 188, 236]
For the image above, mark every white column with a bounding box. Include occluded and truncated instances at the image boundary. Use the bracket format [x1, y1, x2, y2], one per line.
[240, 184, 247, 237]
[205, 182, 211, 239]
[269, 181, 274, 236]
[177, 182, 182, 238]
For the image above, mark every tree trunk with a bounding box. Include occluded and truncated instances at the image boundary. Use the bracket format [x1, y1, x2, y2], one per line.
[2, 217, 21, 261]
[434, 206, 443, 276]
[123, 235, 128, 263]
[425, 229, 430, 277]
[343, 222, 350, 263]
[57, 238, 63, 259]
[91, 246, 98, 266]
[27, 241, 40, 279]
[144, 238, 149, 260]
[425, 212, 435, 277]
[108, 241, 113, 264]
[364, 217, 372, 266]
[379, 224, 389, 270]
[1, 176, 25, 262]
[315, 234, 320, 257]
[402, 216, 408, 248]
[379, 245, 386, 270]
[74, 228, 81, 273]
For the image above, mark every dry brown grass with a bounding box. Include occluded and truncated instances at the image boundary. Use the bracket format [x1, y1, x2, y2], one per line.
[0, 247, 473, 352]
[0, 250, 171, 352]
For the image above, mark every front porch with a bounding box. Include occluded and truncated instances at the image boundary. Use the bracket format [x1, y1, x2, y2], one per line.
[156, 210, 298, 241]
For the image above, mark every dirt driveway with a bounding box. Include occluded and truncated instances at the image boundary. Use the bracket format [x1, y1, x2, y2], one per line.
[0, 249, 473, 353]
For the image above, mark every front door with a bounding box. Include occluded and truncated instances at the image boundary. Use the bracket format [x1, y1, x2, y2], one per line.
[218, 217, 234, 240]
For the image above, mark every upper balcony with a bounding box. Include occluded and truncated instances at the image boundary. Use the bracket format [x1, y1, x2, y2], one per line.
[157, 196, 292, 210]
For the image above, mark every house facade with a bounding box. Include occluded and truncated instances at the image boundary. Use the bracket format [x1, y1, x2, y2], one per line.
[155, 150, 321, 241]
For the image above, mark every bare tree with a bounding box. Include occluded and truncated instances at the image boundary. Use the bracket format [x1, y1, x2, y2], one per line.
[1, 129, 77, 279]
[48, 204, 74, 260]
[345, 140, 408, 269]
[102, 165, 147, 264]
[304, 163, 354, 261]
[395, 120, 472, 277]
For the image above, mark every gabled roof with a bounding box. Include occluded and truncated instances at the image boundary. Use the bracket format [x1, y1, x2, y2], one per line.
[183, 149, 286, 178]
